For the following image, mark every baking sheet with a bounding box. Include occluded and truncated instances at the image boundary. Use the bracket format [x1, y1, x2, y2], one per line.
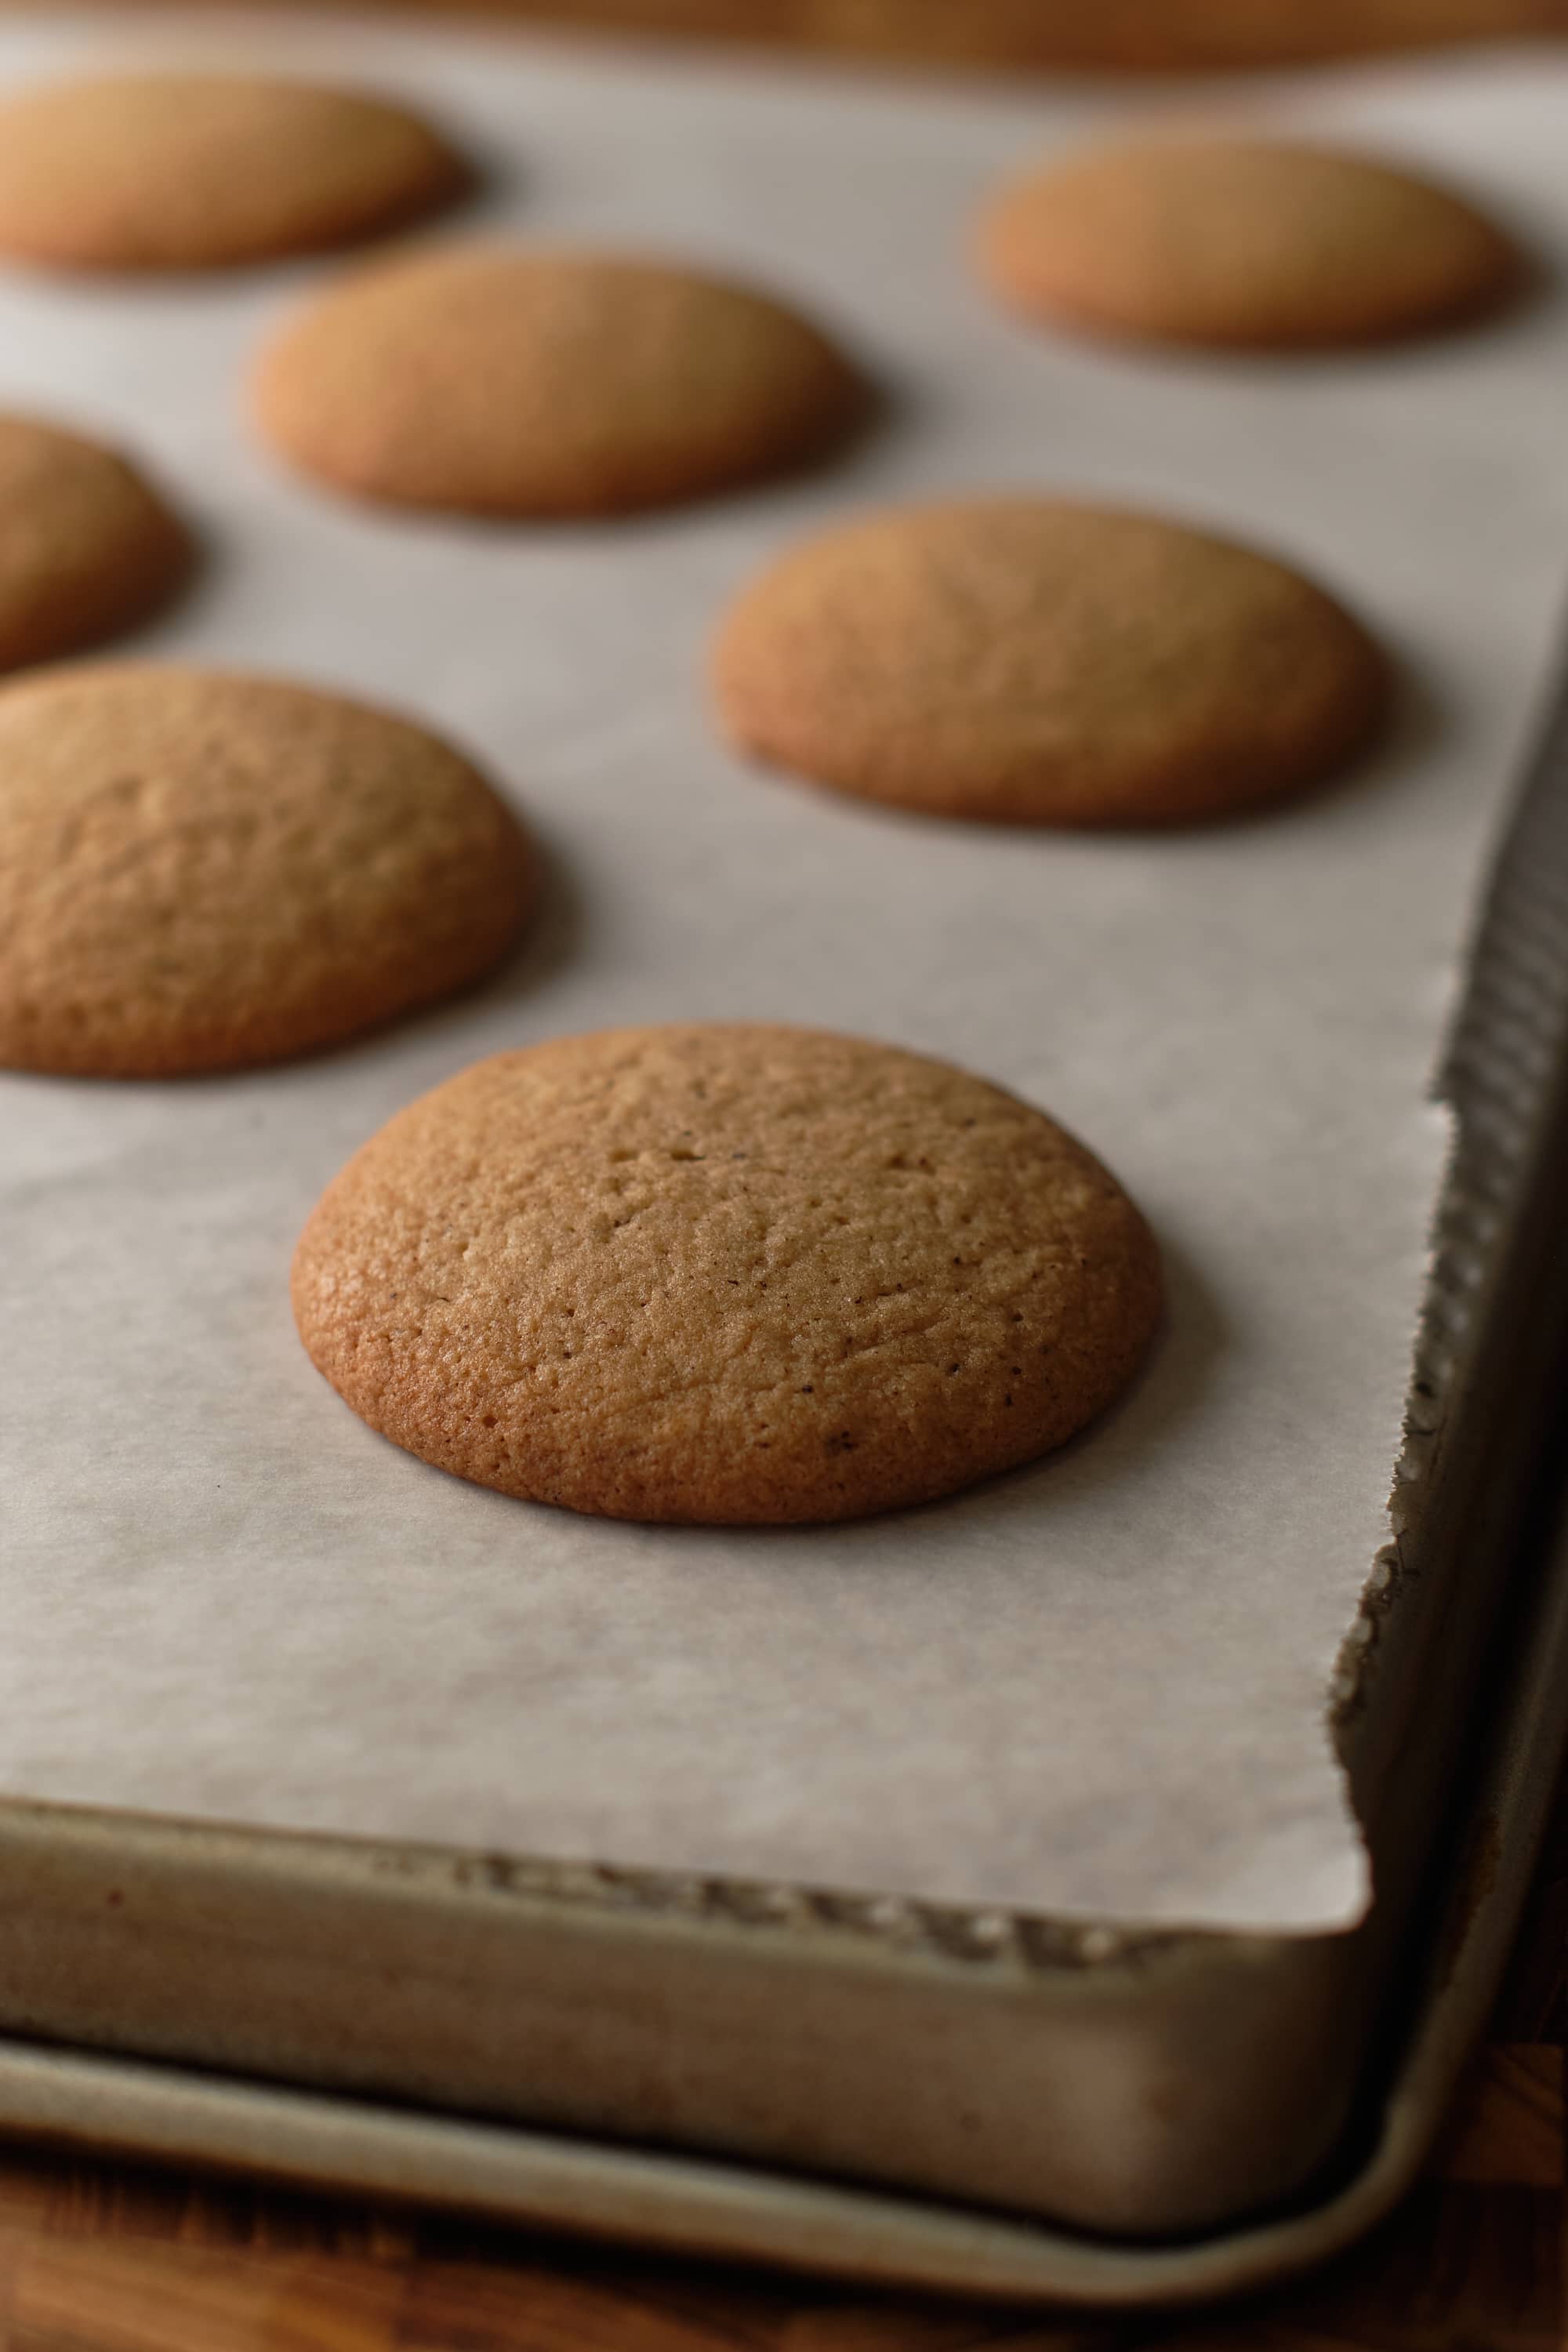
[3, 11, 1568, 1935]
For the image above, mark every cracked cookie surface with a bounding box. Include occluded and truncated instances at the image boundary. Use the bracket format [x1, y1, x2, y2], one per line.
[291, 1023, 1163, 1524]
[0, 665, 535, 1076]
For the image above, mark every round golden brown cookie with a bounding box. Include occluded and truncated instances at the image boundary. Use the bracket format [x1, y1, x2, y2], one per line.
[292, 1024, 1163, 1526]
[975, 134, 1520, 350]
[0, 666, 535, 1077]
[0, 71, 466, 272]
[0, 412, 192, 671]
[712, 497, 1390, 827]
[253, 245, 866, 517]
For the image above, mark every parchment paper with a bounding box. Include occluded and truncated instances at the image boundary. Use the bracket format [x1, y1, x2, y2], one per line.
[3, 11, 1567, 1933]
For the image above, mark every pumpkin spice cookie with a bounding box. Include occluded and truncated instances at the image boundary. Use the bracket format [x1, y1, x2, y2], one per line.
[254, 245, 867, 517]
[976, 134, 1520, 350]
[0, 412, 191, 671]
[292, 1024, 1163, 1526]
[713, 497, 1390, 827]
[0, 666, 535, 1077]
[0, 71, 467, 272]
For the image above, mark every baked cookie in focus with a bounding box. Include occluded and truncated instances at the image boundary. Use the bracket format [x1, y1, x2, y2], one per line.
[712, 497, 1390, 827]
[0, 666, 535, 1076]
[292, 1023, 1163, 1525]
[254, 245, 866, 517]
[0, 72, 467, 271]
[0, 412, 191, 670]
[976, 134, 1520, 350]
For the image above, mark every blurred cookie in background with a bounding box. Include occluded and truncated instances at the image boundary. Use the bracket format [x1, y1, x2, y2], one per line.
[0, 412, 193, 671]
[254, 245, 869, 517]
[713, 497, 1392, 827]
[977, 134, 1523, 350]
[0, 72, 469, 271]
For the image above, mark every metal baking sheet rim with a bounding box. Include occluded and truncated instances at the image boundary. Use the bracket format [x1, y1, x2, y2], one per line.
[0, 1461, 1563, 2311]
[0, 660, 1564, 2274]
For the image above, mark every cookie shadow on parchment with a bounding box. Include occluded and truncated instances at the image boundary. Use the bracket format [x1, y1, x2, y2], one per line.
[67, 503, 215, 667]
[1200, 650, 1446, 846]
[731, 649, 1444, 852]
[661, 1231, 1226, 1560]
[402, 815, 586, 1052]
[1316, 653, 1443, 825]
[809, 353, 932, 501]
[1081, 649, 1445, 847]
[873, 1229, 1224, 1543]
[274, 816, 584, 1098]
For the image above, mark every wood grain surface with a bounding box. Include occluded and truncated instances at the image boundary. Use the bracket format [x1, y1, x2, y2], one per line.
[0, 1766, 1566, 2351]
[98, 0, 1568, 69]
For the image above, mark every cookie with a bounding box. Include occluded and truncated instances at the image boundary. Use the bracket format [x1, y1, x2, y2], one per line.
[292, 1023, 1162, 1526]
[253, 245, 866, 517]
[976, 134, 1520, 350]
[712, 497, 1389, 827]
[0, 72, 466, 272]
[0, 412, 192, 670]
[0, 666, 535, 1077]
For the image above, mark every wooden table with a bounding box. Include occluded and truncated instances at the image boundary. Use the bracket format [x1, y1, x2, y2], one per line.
[0, 1776, 1563, 2352]
[121, 0, 1568, 69]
